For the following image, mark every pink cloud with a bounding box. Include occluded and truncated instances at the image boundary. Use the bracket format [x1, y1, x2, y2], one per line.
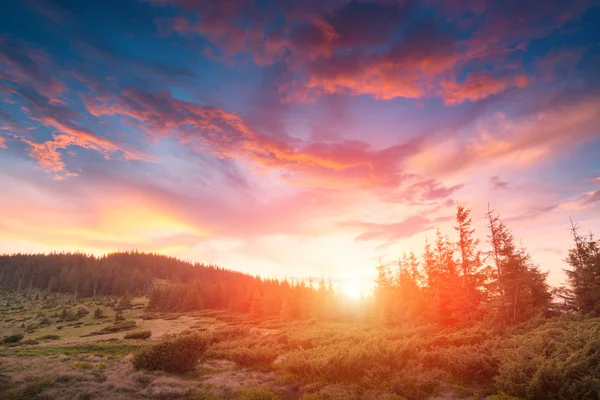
[0, 40, 152, 178]
[342, 215, 434, 243]
[85, 87, 431, 192]
[440, 73, 528, 105]
[409, 97, 600, 176]
[0, 38, 67, 103]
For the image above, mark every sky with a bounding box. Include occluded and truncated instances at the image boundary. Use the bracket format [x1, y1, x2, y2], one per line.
[1, 0, 599, 289]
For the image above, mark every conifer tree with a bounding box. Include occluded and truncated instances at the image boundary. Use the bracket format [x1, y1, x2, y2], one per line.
[455, 204, 485, 319]
[565, 220, 600, 316]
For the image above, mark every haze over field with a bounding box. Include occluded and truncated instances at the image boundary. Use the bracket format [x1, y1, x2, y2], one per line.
[1, 0, 600, 286]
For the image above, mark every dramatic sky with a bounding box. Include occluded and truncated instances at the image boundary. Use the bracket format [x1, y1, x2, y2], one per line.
[1, 0, 599, 287]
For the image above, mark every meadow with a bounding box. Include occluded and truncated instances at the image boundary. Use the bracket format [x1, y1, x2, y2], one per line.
[1, 291, 598, 400]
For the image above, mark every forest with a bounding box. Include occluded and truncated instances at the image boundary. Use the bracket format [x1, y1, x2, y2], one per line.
[1, 205, 598, 325]
[0, 204, 599, 400]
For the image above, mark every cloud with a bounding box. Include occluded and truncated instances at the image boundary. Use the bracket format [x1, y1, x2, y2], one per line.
[0, 38, 66, 103]
[507, 204, 560, 223]
[0, 40, 152, 178]
[409, 97, 600, 176]
[85, 87, 432, 192]
[0, 137, 5, 148]
[441, 73, 528, 105]
[378, 179, 464, 205]
[150, 0, 595, 104]
[583, 190, 600, 205]
[342, 215, 433, 243]
[490, 176, 509, 190]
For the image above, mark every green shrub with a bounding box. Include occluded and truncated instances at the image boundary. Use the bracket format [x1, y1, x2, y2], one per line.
[3, 334, 24, 344]
[93, 308, 104, 319]
[38, 334, 60, 341]
[21, 376, 54, 398]
[76, 307, 89, 318]
[87, 320, 136, 336]
[227, 346, 279, 367]
[231, 385, 278, 400]
[114, 295, 132, 311]
[124, 330, 152, 340]
[388, 368, 443, 400]
[132, 333, 210, 373]
[495, 318, 600, 400]
[421, 343, 500, 383]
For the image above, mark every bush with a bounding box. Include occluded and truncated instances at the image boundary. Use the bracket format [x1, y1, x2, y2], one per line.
[86, 320, 136, 336]
[389, 368, 443, 400]
[76, 307, 89, 318]
[227, 346, 279, 367]
[114, 295, 132, 311]
[3, 334, 24, 344]
[231, 386, 278, 400]
[38, 335, 60, 341]
[133, 333, 210, 373]
[124, 330, 152, 340]
[494, 318, 600, 400]
[93, 308, 104, 319]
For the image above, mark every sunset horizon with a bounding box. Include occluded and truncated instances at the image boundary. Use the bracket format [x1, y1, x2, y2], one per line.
[1, 1, 600, 398]
[1, 0, 598, 289]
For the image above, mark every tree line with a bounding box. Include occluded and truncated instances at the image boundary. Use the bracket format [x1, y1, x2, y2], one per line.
[0, 203, 598, 326]
[0, 251, 237, 299]
[372, 204, 600, 326]
[373, 205, 553, 327]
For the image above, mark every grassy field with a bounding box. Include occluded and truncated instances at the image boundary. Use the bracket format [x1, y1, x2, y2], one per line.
[1, 292, 598, 400]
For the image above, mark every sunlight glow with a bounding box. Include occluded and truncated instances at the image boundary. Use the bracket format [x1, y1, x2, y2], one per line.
[344, 282, 362, 301]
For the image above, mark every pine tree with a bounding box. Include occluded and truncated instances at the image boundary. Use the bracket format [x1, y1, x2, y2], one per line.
[486, 206, 508, 320]
[487, 208, 551, 323]
[455, 204, 485, 320]
[565, 220, 600, 316]
[180, 286, 203, 312]
[374, 261, 394, 323]
[250, 292, 264, 319]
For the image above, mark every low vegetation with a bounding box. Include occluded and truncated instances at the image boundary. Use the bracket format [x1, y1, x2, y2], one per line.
[123, 330, 152, 340]
[0, 205, 598, 399]
[132, 333, 211, 373]
[2, 334, 24, 344]
[85, 320, 136, 336]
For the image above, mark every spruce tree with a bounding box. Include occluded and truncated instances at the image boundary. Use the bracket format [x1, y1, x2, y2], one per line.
[565, 221, 600, 316]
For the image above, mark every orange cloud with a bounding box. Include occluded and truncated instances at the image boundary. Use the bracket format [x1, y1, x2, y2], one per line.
[85, 88, 427, 191]
[441, 73, 528, 105]
[20, 114, 151, 178]
[150, 0, 592, 104]
[0, 137, 6, 148]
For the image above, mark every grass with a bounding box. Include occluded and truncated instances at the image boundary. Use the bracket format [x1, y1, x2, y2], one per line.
[1, 292, 599, 400]
[123, 330, 152, 340]
[0, 342, 144, 358]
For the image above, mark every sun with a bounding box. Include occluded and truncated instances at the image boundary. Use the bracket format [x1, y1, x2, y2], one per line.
[344, 282, 362, 301]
